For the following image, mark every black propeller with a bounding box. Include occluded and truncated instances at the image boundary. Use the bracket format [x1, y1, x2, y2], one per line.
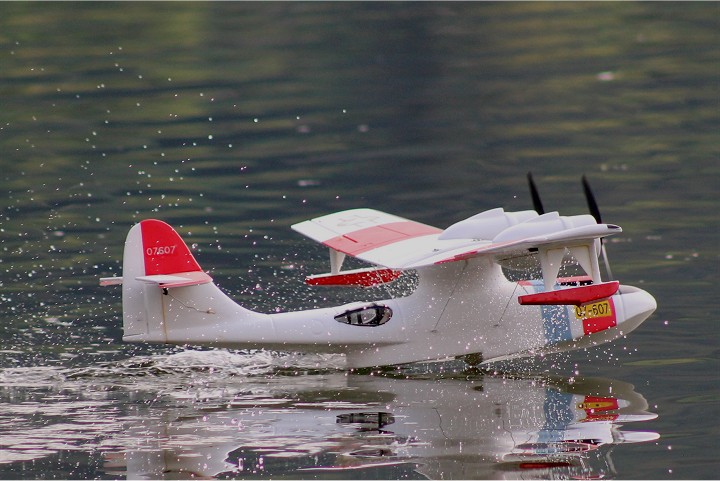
[580, 175, 614, 280]
[582, 174, 602, 224]
[527, 172, 545, 215]
[526, 173, 614, 280]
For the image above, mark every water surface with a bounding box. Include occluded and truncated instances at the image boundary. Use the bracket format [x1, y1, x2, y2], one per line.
[1, 3, 718, 479]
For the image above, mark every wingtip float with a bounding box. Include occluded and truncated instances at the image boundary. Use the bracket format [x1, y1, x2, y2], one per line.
[100, 177, 656, 368]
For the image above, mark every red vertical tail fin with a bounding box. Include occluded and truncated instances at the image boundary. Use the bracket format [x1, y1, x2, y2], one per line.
[135, 220, 212, 288]
[140, 219, 202, 275]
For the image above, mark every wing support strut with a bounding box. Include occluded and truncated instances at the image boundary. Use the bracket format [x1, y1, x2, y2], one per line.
[527, 240, 611, 306]
[306, 247, 401, 288]
[329, 248, 346, 274]
[538, 241, 601, 292]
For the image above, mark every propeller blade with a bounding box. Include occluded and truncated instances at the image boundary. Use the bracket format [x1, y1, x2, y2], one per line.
[527, 172, 545, 215]
[582, 174, 602, 224]
[581, 175, 614, 280]
[600, 243, 614, 280]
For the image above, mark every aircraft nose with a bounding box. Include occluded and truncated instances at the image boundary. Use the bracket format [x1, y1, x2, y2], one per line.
[615, 430, 661, 444]
[626, 287, 657, 318]
[618, 286, 657, 333]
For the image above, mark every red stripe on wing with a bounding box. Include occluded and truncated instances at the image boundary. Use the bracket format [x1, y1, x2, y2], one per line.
[322, 221, 441, 256]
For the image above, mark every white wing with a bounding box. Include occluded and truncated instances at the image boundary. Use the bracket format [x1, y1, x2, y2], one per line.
[291, 208, 448, 269]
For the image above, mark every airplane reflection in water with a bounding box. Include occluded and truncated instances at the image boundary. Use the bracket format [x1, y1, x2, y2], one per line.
[108, 368, 659, 479]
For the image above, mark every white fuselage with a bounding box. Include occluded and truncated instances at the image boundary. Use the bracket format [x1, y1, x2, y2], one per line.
[111, 214, 656, 368]
[124, 257, 655, 368]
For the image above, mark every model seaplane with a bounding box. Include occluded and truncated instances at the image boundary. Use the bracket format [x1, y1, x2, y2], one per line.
[100, 175, 656, 368]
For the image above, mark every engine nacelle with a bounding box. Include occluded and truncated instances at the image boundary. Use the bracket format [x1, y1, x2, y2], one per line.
[439, 208, 538, 241]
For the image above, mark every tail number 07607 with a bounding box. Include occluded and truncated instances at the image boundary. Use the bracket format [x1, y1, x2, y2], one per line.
[146, 245, 177, 256]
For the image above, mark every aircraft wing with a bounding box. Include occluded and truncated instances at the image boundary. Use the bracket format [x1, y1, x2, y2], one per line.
[291, 208, 449, 269]
[292, 208, 619, 269]
[293, 208, 622, 299]
[404, 223, 620, 268]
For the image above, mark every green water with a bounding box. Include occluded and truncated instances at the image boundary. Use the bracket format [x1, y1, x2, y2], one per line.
[1, 3, 718, 479]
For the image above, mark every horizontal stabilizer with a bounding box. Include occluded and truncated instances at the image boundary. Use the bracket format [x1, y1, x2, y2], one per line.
[305, 267, 403, 288]
[518, 281, 619, 306]
[135, 271, 213, 289]
[99, 276, 124, 286]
